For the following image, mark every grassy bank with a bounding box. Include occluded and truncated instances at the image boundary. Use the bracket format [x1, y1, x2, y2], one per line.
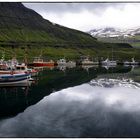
[0, 46, 140, 62]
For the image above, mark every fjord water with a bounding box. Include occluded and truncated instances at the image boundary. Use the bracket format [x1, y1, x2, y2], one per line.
[0, 66, 140, 137]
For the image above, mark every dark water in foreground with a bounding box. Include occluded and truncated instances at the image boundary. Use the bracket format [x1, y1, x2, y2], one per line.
[0, 65, 140, 137]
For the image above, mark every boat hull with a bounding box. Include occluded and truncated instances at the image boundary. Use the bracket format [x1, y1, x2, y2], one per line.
[0, 79, 29, 85]
[0, 70, 25, 75]
[0, 70, 38, 77]
[0, 73, 31, 84]
[102, 61, 117, 66]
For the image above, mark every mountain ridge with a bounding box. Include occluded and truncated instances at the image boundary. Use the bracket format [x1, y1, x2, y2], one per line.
[0, 2, 102, 48]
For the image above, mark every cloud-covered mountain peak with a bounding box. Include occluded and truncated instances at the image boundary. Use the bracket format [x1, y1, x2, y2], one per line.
[88, 27, 140, 38]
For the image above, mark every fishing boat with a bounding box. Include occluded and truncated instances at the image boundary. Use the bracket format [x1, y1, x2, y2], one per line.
[81, 58, 94, 65]
[101, 58, 117, 66]
[57, 58, 76, 68]
[66, 61, 76, 68]
[57, 58, 67, 65]
[124, 58, 139, 65]
[81, 57, 99, 65]
[0, 63, 38, 76]
[123, 60, 130, 66]
[16, 63, 38, 76]
[0, 73, 31, 85]
[33, 57, 55, 67]
[101, 47, 117, 67]
[131, 58, 139, 65]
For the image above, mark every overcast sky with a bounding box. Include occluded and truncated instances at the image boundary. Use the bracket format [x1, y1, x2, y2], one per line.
[23, 3, 140, 31]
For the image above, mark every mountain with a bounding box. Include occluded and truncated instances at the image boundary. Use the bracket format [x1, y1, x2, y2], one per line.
[0, 2, 104, 48]
[0, 3, 138, 57]
[88, 27, 140, 49]
[0, 2, 136, 61]
[88, 27, 140, 38]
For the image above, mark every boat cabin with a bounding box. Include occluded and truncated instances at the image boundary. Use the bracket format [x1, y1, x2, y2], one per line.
[33, 57, 44, 63]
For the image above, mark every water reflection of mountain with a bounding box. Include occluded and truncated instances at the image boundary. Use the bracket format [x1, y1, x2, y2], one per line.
[0, 66, 132, 119]
[0, 86, 30, 119]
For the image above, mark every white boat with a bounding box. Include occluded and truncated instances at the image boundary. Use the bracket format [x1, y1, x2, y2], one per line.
[102, 47, 117, 67]
[0, 64, 38, 76]
[0, 73, 31, 85]
[130, 58, 139, 65]
[81, 58, 99, 65]
[101, 58, 117, 66]
[66, 61, 76, 67]
[16, 63, 38, 76]
[124, 61, 130, 66]
[57, 59, 76, 67]
[124, 58, 139, 65]
[57, 58, 67, 65]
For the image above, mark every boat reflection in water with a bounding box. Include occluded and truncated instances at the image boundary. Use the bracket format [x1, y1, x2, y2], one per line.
[57, 65, 66, 72]
[0, 80, 33, 87]
[0, 74, 140, 137]
[0, 79, 36, 118]
[82, 65, 98, 72]
[33, 65, 55, 71]
[0, 66, 139, 137]
[0, 66, 132, 119]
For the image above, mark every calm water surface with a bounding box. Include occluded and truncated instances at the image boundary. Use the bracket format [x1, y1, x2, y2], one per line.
[0, 65, 140, 137]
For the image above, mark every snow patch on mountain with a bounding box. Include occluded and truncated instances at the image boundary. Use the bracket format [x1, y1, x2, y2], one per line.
[88, 27, 140, 38]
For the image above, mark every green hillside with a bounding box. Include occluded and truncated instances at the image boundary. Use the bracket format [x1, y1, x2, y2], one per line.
[0, 2, 102, 47]
[0, 2, 139, 60]
[98, 35, 140, 49]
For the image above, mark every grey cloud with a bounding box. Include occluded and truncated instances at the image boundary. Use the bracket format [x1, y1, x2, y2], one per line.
[22, 2, 140, 31]
[23, 3, 130, 15]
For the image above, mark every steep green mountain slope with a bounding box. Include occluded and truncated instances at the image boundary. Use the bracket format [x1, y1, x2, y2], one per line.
[0, 2, 134, 49]
[0, 2, 102, 47]
[97, 35, 140, 49]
